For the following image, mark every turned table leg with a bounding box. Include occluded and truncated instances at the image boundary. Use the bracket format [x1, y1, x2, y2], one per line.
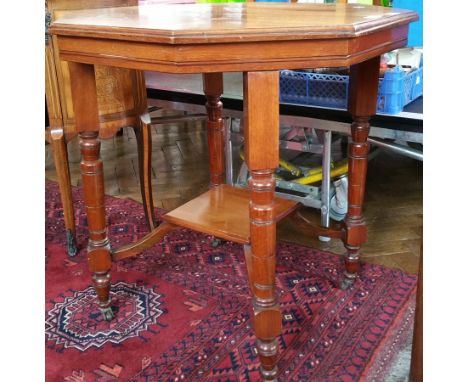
[204, 73, 226, 247]
[341, 56, 380, 289]
[244, 71, 281, 381]
[69, 62, 114, 320]
[203, 73, 225, 187]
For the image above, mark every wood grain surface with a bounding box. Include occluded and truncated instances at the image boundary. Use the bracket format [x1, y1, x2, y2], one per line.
[50, 3, 418, 44]
[49, 4, 416, 74]
[163, 184, 298, 244]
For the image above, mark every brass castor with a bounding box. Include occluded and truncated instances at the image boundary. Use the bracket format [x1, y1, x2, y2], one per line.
[211, 238, 224, 248]
[339, 277, 355, 290]
[260, 366, 278, 382]
[66, 230, 78, 257]
[100, 306, 115, 321]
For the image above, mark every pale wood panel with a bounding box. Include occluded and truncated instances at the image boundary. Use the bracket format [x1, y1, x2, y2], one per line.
[164, 184, 298, 244]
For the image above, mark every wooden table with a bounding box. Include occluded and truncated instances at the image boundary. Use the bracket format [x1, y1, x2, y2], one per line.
[49, 3, 417, 380]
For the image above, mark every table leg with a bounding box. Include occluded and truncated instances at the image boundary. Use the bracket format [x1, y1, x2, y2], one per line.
[69, 62, 114, 320]
[203, 73, 225, 187]
[341, 56, 380, 289]
[244, 71, 281, 381]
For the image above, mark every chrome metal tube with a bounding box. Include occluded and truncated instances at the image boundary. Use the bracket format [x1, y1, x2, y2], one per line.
[224, 118, 234, 185]
[150, 113, 206, 124]
[367, 137, 423, 161]
[321, 130, 332, 228]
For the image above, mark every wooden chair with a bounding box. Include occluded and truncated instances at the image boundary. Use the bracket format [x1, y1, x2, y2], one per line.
[45, 0, 156, 256]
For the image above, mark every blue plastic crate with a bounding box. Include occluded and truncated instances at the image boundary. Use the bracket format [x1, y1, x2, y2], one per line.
[279, 65, 423, 114]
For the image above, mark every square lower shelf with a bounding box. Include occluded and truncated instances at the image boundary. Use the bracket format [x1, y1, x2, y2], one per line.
[162, 184, 299, 244]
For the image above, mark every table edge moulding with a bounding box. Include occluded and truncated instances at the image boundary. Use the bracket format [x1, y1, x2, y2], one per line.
[49, 3, 418, 381]
[51, 3, 417, 74]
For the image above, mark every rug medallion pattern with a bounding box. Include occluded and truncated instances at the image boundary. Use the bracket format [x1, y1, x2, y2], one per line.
[45, 281, 164, 351]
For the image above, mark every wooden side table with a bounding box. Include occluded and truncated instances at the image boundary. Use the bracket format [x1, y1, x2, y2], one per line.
[50, 3, 417, 380]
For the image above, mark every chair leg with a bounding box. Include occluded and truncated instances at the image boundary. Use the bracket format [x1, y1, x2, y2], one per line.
[134, 116, 156, 231]
[50, 127, 77, 257]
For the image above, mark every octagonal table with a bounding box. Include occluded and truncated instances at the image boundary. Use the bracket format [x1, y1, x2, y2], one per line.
[50, 3, 417, 380]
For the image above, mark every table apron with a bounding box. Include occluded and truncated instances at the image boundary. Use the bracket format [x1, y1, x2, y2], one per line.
[54, 26, 408, 73]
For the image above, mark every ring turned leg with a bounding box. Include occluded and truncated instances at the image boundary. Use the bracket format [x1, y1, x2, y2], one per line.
[341, 56, 380, 289]
[341, 117, 370, 289]
[249, 169, 281, 381]
[204, 73, 226, 246]
[203, 72, 225, 187]
[80, 132, 114, 320]
[69, 62, 114, 319]
[244, 71, 281, 381]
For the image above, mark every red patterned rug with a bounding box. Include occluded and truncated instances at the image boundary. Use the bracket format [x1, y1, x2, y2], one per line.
[45, 181, 416, 382]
